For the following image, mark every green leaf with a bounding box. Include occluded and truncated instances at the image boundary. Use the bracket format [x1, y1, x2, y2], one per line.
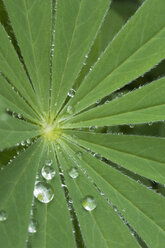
[0, 140, 46, 248]
[61, 138, 165, 248]
[60, 0, 165, 116]
[62, 77, 165, 128]
[64, 131, 165, 184]
[30, 143, 77, 248]
[56, 142, 140, 248]
[50, 0, 110, 117]
[3, 0, 51, 112]
[0, 115, 41, 149]
[0, 22, 39, 110]
[0, 75, 40, 123]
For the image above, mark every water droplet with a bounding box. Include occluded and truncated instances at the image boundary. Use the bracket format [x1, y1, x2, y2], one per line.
[0, 210, 7, 222]
[28, 219, 37, 233]
[17, 113, 22, 119]
[33, 182, 54, 203]
[45, 159, 53, 166]
[93, 153, 101, 159]
[68, 167, 79, 179]
[26, 139, 31, 145]
[21, 141, 26, 146]
[41, 165, 56, 180]
[82, 196, 96, 211]
[129, 124, 135, 128]
[67, 106, 73, 115]
[89, 126, 96, 132]
[68, 88, 76, 98]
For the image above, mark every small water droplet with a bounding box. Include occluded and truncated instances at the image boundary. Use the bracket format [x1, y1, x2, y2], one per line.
[68, 88, 76, 98]
[28, 219, 37, 233]
[17, 113, 22, 119]
[45, 159, 53, 166]
[93, 153, 101, 159]
[33, 182, 54, 203]
[82, 196, 96, 211]
[129, 124, 134, 128]
[26, 139, 31, 145]
[41, 165, 56, 180]
[0, 210, 7, 222]
[67, 106, 73, 115]
[68, 167, 79, 179]
[89, 126, 96, 132]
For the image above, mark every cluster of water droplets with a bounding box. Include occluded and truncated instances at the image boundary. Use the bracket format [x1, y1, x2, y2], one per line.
[33, 160, 55, 204]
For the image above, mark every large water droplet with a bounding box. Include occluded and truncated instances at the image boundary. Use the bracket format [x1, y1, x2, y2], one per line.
[82, 196, 96, 211]
[68, 88, 76, 98]
[68, 167, 79, 179]
[33, 182, 54, 203]
[28, 219, 37, 233]
[0, 210, 7, 222]
[67, 105, 73, 114]
[41, 165, 56, 180]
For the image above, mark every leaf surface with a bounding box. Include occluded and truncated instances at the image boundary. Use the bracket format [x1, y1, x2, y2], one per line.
[56, 141, 140, 248]
[0, 140, 46, 248]
[62, 77, 165, 127]
[0, 23, 38, 109]
[50, 0, 110, 116]
[0, 115, 41, 149]
[3, 0, 51, 112]
[30, 143, 77, 248]
[61, 138, 165, 248]
[0, 75, 40, 123]
[60, 0, 165, 116]
[64, 131, 165, 184]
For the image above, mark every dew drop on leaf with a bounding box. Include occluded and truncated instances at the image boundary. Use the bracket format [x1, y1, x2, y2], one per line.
[41, 165, 56, 180]
[45, 160, 53, 166]
[68, 88, 76, 98]
[28, 219, 37, 233]
[129, 124, 135, 128]
[82, 196, 96, 211]
[68, 167, 79, 179]
[33, 182, 54, 203]
[0, 210, 7, 222]
[89, 126, 96, 132]
[67, 105, 73, 114]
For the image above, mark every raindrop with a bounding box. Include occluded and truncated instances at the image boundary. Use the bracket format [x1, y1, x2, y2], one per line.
[68, 88, 76, 98]
[45, 159, 53, 166]
[67, 105, 73, 115]
[0, 210, 7, 222]
[129, 124, 135, 128]
[68, 167, 79, 179]
[82, 196, 96, 211]
[89, 126, 96, 132]
[33, 182, 54, 203]
[21, 141, 26, 146]
[41, 165, 56, 180]
[26, 139, 31, 145]
[93, 153, 101, 160]
[28, 219, 37, 234]
[17, 113, 22, 119]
